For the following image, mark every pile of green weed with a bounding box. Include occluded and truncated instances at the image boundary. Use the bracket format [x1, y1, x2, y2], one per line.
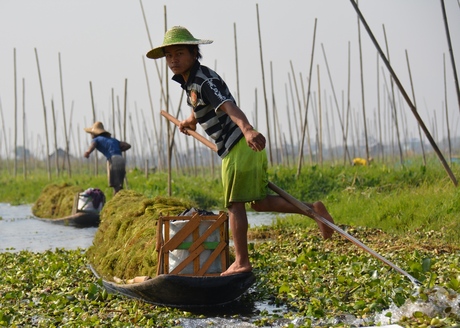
[31, 183, 83, 218]
[86, 189, 195, 281]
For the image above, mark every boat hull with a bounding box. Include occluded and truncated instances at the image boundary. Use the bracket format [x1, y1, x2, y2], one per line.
[38, 211, 100, 227]
[91, 266, 256, 308]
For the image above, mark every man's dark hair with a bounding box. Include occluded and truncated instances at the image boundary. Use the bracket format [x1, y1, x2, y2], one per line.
[186, 45, 202, 60]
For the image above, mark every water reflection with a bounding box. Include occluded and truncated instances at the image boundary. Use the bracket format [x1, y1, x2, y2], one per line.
[0, 203, 97, 252]
[0, 203, 281, 253]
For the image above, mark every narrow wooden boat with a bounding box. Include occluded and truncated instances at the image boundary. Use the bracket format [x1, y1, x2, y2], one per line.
[36, 190, 103, 227]
[38, 211, 100, 227]
[90, 265, 256, 308]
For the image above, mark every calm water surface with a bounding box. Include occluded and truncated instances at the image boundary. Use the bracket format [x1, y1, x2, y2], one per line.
[0, 203, 97, 252]
[0, 203, 282, 252]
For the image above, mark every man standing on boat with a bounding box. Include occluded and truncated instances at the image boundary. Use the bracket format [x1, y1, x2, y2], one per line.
[84, 121, 131, 195]
[146, 26, 335, 276]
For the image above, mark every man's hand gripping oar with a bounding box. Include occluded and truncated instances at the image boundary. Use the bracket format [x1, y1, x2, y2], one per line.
[161, 110, 422, 287]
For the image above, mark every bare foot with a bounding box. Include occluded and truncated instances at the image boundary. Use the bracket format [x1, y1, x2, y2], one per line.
[312, 201, 335, 239]
[221, 261, 252, 276]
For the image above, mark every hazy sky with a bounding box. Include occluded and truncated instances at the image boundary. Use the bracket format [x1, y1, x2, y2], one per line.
[1, 0, 459, 159]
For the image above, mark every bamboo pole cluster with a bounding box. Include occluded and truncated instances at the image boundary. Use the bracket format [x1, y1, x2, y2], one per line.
[0, 1, 459, 188]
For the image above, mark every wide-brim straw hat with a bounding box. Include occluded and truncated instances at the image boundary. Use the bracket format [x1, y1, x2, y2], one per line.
[146, 26, 213, 59]
[84, 121, 111, 136]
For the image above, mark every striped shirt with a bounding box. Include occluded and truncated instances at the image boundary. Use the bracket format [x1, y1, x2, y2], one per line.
[173, 61, 243, 158]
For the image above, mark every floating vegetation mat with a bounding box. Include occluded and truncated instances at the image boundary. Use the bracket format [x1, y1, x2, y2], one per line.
[32, 183, 82, 218]
[85, 190, 195, 281]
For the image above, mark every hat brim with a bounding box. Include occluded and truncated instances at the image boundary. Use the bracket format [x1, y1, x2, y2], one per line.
[84, 127, 110, 136]
[146, 40, 213, 59]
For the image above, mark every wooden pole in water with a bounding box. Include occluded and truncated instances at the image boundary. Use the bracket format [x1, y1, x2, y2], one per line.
[111, 88, 115, 137]
[22, 78, 27, 179]
[256, 3, 273, 166]
[123, 78, 129, 189]
[285, 83, 295, 165]
[321, 43, 351, 163]
[405, 50, 426, 166]
[345, 42, 352, 165]
[34, 48, 51, 180]
[443, 54, 453, 163]
[299, 73, 313, 165]
[288, 65, 301, 144]
[58, 53, 71, 177]
[317, 65, 323, 166]
[270, 62, 280, 164]
[440, 0, 460, 114]
[0, 98, 11, 172]
[233, 23, 241, 107]
[357, 9, 370, 162]
[142, 56, 162, 171]
[14, 48, 18, 177]
[89, 81, 98, 176]
[51, 99, 59, 177]
[382, 25, 404, 166]
[376, 53, 385, 162]
[349, 0, 457, 186]
[296, 18, 317, 178]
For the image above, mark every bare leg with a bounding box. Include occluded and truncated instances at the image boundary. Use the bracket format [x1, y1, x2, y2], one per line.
[221, 201, 252, 276]
[252, 195, 334, 239]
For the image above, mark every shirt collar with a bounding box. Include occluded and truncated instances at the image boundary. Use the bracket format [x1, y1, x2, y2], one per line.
[172, 60, 201, 89]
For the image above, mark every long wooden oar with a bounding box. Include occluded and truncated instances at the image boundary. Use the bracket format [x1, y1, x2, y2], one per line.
[160, 110, 421, 287]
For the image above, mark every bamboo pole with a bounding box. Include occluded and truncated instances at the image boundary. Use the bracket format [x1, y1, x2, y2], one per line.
[89, 81, 98, 176]
[376, 54, 385, 162]
[256, 3, 273, 165]
[349, 0, 457, 186]
[123, 78, 130, 189]
[142, 56, 162, 171]
[317, 65, 323, 166]
[440, 0, 460, 114]
[300, 73, 313, 164]
[296, 18, 317, 178]
[443, 54, 452, 163]
[270, 62, 280, 164]
[59, 53, 71, 177]
[289, 64, 302, 144]
[139, 0, 167, 103]
[382, 25, 404, 165]
[345, 42, 352, 165]
[357, 9, 370, 162]
[285, 83, 295, 166]
[325, 95, 335, 162]
[34, 48, 51, 180]
[405, 50, 426, 166]
[233, 23, 241, 106]
[14, 48, 18, 177]
[123, 79, 128, 144]
[68, 101, 76, 174]
[0, 97, 10, 172]
[22, 78, 27, 179]
[51, 99, 59, 176]
[321, 44, 351, 163]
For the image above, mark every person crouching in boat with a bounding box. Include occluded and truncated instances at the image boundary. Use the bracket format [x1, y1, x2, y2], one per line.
[84, 121, 131, 195]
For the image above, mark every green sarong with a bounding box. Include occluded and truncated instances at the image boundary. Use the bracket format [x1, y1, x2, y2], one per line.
[221, 137, 268, 208]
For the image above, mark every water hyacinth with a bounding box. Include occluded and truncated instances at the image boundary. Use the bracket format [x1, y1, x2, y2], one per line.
[86, 189, 196, 281]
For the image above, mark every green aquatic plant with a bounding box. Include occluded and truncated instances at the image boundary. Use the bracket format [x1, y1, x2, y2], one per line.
[31, 183, 83, 218]
[86, 189, 195, 280]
